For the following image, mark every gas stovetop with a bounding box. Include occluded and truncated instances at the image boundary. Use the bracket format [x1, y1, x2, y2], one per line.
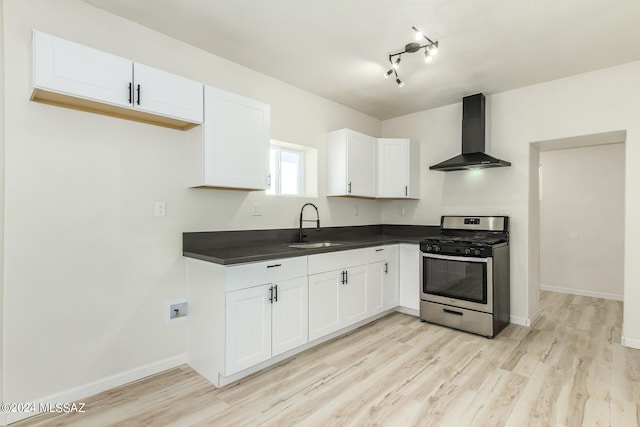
[421, 235, 508, 246]
[420, 215, 509, 257]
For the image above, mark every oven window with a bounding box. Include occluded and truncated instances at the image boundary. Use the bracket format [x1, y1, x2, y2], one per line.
[423, 257, 487, 304]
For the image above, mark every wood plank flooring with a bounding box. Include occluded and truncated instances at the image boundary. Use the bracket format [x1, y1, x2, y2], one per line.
[13, 291, 640, 426]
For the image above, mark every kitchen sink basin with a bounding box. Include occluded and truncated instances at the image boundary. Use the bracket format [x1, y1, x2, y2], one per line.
[288, 242, 345, 249]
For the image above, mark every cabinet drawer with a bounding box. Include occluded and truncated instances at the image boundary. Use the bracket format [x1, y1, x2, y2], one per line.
[369, 246, 387, 263]
[225, 256, 307, 292]
[308, 248, 369, 275]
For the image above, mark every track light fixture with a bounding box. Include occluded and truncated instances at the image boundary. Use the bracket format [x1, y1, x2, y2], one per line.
[384, 26, 439, 86]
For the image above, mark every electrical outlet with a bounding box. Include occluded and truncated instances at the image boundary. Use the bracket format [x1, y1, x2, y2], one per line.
[251, 203, 263, 216]
[499, 207, 511, 216]
[167, 299, 188, 323]
[353, 205, 359, 216]
[154, 201, 166, 217]
[399, 206, 405, 216]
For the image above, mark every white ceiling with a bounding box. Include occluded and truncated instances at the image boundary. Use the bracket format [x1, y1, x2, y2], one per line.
[84, 0, 640, 120]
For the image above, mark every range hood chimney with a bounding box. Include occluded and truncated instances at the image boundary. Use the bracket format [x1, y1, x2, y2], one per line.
[429, 93, 511, 171]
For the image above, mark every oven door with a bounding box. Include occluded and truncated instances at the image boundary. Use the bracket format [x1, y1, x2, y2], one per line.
[420, 252, 493, 313]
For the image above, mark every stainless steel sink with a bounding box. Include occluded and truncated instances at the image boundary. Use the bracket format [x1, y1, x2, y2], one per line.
[288, 242, 345, 249]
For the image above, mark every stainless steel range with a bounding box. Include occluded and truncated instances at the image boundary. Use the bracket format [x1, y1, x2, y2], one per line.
[419, 216, 510, 338]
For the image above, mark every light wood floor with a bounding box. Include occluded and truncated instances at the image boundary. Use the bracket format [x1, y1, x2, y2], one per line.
[14, 291, 640, 426]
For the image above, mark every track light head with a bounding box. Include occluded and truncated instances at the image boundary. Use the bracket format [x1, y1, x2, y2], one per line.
[428, 41, 439, 56]
[425, 50, 433, 62]
[384, 69, 394, 78]
[412, 26, 423, 41]
[396, 78, 404, 88]
[392, 56, 401, 69]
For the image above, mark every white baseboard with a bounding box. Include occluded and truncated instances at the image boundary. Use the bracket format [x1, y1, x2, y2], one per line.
[4, 354, 186, 425]
[540, 284, 623, 301]
[528, 307, 542, 327]
[510, 315, 529, 326]
[621, 336, 640, 350]
[395, 306, 419, 317]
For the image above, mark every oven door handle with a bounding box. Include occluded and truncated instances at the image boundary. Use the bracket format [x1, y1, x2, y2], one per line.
[422, 253, 488, 263]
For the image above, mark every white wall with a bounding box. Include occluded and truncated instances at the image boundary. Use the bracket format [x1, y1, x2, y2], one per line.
[381, 62, 640, 340]
[2, 0, 382, 408]
[0, 0, 5, 410]
[539, 144, 625, 300]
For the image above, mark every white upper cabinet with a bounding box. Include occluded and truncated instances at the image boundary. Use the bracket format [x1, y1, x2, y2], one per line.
[132, 63, 204, 124]
[32, 30, 132, 108]
[327, 129, 377, 198]
[377, 138, 420, 199]
[31, 31, 203, 130]
[186, 86, 270, 190]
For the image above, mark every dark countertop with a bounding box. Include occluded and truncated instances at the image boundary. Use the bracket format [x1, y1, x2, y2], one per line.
[183, 224, 438, 265]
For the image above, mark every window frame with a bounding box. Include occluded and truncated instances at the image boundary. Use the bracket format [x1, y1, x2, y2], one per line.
[267, 145, 304, 196]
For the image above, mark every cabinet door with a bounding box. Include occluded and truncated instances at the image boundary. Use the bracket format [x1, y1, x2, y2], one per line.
[308, 271, 340, 341]
[378, 138, 409, 198]
[341, 265, 369, 327]
[384, 245, 400, 309]
[33, 31, 132, 108]
[133, 63, 203, 123]
[225, 285, 272, 375]
[399, 244, 420, 311]
[347, 131, 377, 197]
[272, 277, 308, 356]
[202, 86, 270, 190]
[369, 262, 385, 316]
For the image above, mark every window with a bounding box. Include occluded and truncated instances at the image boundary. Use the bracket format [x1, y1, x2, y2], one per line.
[267, 140, 317, 197]
[268, 146, 302, 195]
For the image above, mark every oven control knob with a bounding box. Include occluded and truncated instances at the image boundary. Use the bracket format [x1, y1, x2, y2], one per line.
[426, 245, 432, 252]
[433, 245, 440, 253]
[464, 248, 471, 255]
[474, 249, 481, 256]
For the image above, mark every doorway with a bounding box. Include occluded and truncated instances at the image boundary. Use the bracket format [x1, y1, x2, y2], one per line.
[528, 130, 626, 322]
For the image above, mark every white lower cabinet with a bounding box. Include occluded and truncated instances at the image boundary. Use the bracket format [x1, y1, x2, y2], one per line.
[225, 276, 308, 376]
[369, 261, 385, 316]
[384, 245, 400, 310]
[340, 265, 369, 327]
[225, 284, 272, 374]
[187, 244, 413, 388]
[399, 244, 420, 311]
[307, 248, 372, 341]
[308, 265, 369, 341]
[370, 245, 400, 315]
[307, 271, 340, 340]
[271, 277, 309, 356]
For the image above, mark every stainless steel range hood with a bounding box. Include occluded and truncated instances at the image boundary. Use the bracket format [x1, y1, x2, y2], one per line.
[430, 93, 511, 171]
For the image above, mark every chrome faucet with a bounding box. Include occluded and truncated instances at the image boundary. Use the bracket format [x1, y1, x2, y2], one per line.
[298, 203, 320, 243]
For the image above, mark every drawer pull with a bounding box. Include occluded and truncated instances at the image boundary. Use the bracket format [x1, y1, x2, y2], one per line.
[267, 264, 282, 269]
[375, 248, 384, 252]
[443, 309, 463, 316]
